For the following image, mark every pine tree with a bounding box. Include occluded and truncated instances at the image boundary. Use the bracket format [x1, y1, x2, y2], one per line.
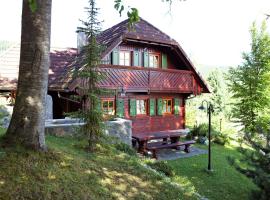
[76, 0, 104, 151]
[228, 21, 270, 199]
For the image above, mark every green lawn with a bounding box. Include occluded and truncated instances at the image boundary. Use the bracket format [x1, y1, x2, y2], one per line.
[0, 130, 194, 200]
[167, 143, 259, 200]
[0, 127, 258, 200]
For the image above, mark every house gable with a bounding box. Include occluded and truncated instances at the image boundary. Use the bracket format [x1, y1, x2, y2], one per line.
[97, 18, 209, 93]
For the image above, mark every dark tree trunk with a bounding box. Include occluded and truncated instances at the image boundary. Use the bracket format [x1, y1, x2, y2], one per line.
[5, 0, 52, 150]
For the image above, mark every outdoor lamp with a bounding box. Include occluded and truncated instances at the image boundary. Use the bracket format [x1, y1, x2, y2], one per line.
[198, 100, 214, 172]
[120, 87, 126, 97]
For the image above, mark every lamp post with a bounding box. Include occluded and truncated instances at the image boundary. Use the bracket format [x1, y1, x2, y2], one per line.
[198, 100, 214, 171]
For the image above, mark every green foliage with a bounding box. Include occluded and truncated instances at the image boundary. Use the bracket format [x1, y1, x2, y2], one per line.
[228, 21, 270, 132]
[168, 144, 259, 200]
[189, 123, 209, 138]
[228, 21, 270, 199]
[76, 0, 105, 151]
[207, 69, 229, 116]
[212, 133, 230, 146]
[114, 0, 140, 29]
[188, 123, 229, 146]
[147, 161, 175, 177]
[0, 135, 193, 199]
[114, 142, 137, 157]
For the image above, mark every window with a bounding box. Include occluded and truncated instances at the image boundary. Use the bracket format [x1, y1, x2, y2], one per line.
[149, 53, 159, 68]
[162, 99, 172, 114]
[102, 99, 115, 115]
[119, 51, 130, 66]
[136, 99, 147, 115]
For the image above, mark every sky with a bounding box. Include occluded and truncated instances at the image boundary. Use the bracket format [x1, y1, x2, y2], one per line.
[1, 0, 270, 69]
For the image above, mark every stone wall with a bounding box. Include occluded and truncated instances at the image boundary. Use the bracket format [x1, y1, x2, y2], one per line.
[45, 118, 133, 146]
[104, 118, 132, 146]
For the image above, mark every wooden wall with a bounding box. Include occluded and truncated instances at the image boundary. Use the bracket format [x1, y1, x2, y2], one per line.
[101, 92, 186, 134]
[101, 43, 189, 71]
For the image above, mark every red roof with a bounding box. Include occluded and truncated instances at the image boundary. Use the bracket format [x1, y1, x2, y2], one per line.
[0, 45, 77, 91]
[0, 18, 209, 93]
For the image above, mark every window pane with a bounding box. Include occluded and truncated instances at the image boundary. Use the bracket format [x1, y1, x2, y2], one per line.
[136, 100, 146, 114]
[102, 101, 108, 109]
[102, 100, 115, 115]
[108, 101, 113, 108]
[125, 52, 130, 60]
[162, 100, 166, 113]
[119, 59, 125, 65]
[154, 56, 158, 67]
[168, 105, 171, 112]
[120, 52, 125, 59]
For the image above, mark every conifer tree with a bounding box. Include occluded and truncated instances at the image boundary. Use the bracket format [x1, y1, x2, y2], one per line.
[76, 0, 104, 151]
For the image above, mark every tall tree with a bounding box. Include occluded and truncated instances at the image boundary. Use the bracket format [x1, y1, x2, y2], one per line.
[228, 21, 270, 199]
[207, 69, 227, 115]
[228, 21, 270, 132]
[5, 0, 52, 150]
[76, 0, 104, 151]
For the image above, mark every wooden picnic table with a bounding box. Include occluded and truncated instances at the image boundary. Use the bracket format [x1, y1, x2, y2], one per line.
[132, 130, 184, 153]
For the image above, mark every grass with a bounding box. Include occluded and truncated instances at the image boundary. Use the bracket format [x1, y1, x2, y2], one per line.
[0, 130, 195, 200]
[166, 143, 259, 200]
[0, 127, 258, 200]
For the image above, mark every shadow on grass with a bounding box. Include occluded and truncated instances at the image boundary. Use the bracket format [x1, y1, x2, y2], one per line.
[0, 133, 195, 200]
[167, 143, 259, 200]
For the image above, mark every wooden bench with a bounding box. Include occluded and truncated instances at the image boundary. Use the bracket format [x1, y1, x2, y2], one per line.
[145, 140, 196, 159]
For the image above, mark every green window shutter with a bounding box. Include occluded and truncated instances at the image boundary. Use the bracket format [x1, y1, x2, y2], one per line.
[133, 50, 139, 66]
[116, 99, 124, 117]
[174, 98, 180, 115]
[112, 49, 119, 65]
[157, 98, 163, 115]
[143, 51, 149, 67]
[162, 53, 168, 69]
[129, 99, 137, 117]
[97, 98, 101, 111]
[149, 98, 156, 116]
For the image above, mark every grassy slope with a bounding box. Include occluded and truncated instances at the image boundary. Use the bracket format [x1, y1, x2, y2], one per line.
[0, 130, 194, 200]
[0, 127, 258, 200]
[167, 144, 259, 200]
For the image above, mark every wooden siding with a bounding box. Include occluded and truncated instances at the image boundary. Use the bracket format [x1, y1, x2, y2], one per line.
[121, 93, 185, 134]
[98, 65, 195, 93]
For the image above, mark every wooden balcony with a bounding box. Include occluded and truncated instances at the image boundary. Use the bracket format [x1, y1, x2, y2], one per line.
[95, 65, 198, 94]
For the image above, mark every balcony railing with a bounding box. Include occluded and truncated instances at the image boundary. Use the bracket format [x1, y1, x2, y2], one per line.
[97, 65, 195, 93]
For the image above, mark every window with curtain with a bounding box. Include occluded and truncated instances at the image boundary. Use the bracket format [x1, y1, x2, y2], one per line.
[162, 98, 172, 114]
[149, 53, 159, 68]
[119, 51, 131, 66]
[136, 99, 147, 115]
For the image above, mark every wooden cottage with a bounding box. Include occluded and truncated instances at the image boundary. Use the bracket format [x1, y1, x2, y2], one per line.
[0, 18, 209, 135]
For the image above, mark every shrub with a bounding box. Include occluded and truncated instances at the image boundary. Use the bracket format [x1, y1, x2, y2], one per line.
[188, 123, 230, 145]
[213, 133, 230, 145]
[114, 142, 137, 157]
[188, 123, 212, 140]
[147, 161, 175, 177]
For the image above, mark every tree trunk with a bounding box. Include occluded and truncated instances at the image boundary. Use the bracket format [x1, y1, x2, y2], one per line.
[5, 0, 52, 150]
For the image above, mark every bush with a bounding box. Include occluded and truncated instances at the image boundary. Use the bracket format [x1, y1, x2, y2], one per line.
[187, 123, 212, 140]
[213, 133, 230, 145]
[188, 123, 230, 145]
[114, 142, 137, 157]
[147, 161, 175, 177]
